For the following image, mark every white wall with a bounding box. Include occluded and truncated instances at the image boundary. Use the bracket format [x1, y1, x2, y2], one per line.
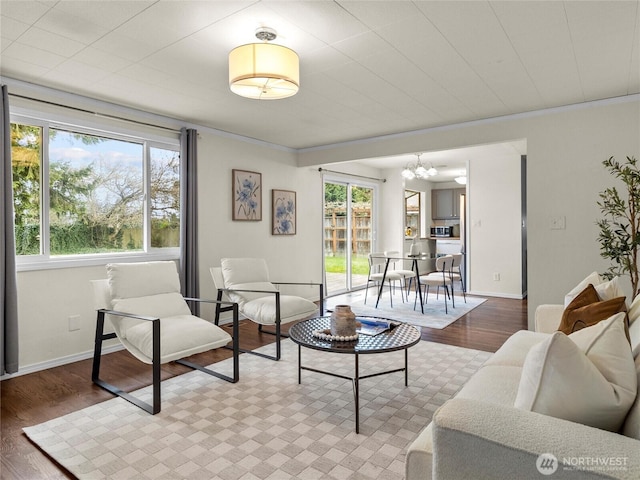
[298, 96, 640, 327]
[378, 169, 404, 254]
[468, 154, 522, 297]
[196, 134, 328, 323]
[16, 265, 111, 371]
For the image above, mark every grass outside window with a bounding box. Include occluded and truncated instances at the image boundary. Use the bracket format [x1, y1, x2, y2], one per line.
[325, 255, 369, 275]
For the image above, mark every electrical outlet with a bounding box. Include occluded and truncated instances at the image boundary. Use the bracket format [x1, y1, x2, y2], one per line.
[550, 216, 566, 230]
[493, 272, 500, 281]
[68, 315, 80, 331]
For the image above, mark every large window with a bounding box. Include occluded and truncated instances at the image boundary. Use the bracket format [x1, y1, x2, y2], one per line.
[11, 118, 180, 266]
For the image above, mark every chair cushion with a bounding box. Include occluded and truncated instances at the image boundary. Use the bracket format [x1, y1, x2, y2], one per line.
[221, 258, 270, 285]
[483, 330, 549, 367]
[226, 281, 277, 306]
[111, 292, 192, 339]
[125, 314, 231, 363]
[514, 313, 637, 432]
[422, 272, 453, 285]
[243, 295, 317, 325]
[107, 261, 181, 299]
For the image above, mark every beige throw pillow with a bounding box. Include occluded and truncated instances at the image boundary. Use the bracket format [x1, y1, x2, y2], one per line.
[515, 313, 637, 432]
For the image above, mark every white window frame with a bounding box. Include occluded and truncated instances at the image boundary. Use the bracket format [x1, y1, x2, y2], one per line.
[11, 110, 181, 272]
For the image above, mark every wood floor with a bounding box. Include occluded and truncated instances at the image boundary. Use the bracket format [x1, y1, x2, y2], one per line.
[1, 295, 526, 480]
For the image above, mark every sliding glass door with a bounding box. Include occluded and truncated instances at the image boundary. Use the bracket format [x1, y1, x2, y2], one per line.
[323, 179, 375, 296]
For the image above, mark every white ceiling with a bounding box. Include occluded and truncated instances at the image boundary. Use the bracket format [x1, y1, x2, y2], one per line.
[1, 1, 638, 159]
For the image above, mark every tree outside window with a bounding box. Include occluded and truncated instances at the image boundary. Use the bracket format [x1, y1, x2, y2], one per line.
[10, 121, 180, 257]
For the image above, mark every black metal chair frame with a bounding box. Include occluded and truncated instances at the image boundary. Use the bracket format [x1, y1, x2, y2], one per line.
[414, 257, 455, 314]
[214, 282, 324, 361]
[92, 298, 240, 415]
[452, 254, 467, 303]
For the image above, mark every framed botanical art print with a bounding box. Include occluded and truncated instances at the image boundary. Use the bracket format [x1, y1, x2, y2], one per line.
[272, 189, 296, 235]
[232, 169, 261, 221]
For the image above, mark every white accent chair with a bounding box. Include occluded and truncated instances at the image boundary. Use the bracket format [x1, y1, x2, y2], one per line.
[364, 252, 406, 306]
[210, 258, 322, 361]
[91, 261, 239, 414]
[416, 255, 455, 314]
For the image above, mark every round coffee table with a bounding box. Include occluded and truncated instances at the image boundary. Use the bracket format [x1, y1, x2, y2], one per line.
[289, 316, 421, 433]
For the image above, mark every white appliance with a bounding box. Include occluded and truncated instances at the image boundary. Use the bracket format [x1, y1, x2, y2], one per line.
[436, 239, 461, 256]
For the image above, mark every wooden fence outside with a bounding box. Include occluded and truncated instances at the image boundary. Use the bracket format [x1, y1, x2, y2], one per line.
[324, 205, 371, 256]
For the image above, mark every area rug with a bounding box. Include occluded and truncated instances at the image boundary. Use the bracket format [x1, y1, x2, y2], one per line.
[23, 340, 491, 480]
[327, 290, 486, 329]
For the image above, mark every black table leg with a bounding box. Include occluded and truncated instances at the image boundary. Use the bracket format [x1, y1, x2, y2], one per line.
[354, 353, 360, 434]
[298, 344, 301, 384]
[414, 259, 424, 313]
[405, 348, 409, 386]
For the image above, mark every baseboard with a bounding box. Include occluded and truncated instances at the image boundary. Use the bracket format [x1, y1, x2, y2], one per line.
[468, 290, 526, 300]
[0, 343, 125, 381]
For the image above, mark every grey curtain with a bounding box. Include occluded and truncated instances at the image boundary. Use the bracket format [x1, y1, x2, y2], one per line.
[179, 128, 199, 315]
[1, 84, 19, 374]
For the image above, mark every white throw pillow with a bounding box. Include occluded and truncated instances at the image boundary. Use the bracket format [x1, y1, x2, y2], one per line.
[629, 294, 640, 325]
[628, 311, 640, 358]
[622, 356, 640, 439]
[515, 314, 637, 432]
[111, 292, 191, 339]
[564, 271, 601, 307]
[594, 276, 625, 303]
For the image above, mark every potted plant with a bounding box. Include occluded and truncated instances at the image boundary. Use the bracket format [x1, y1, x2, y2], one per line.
[596, 156, 639, 299]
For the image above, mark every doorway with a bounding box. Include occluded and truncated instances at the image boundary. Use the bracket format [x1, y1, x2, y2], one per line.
[323, 180, 375, 296]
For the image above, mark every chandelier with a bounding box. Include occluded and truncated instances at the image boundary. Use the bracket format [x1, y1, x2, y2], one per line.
[401, 154, 438, 180]
[229, 28, 299, 100]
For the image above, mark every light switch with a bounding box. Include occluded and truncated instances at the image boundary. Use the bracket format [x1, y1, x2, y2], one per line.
[550, 216, 566, 230]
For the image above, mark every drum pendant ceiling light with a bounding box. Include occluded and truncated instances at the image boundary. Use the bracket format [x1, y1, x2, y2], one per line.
[229, 28, 299, 100]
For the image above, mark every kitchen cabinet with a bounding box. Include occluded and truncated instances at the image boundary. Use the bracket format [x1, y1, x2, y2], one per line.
[432, 188, 465, 219]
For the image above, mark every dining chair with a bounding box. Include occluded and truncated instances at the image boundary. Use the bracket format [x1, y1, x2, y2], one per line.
[450, 253, 467, 303]
[416, 255, 456, 314]
[364, 252, 405, 306]
[384, 250, 417, 298]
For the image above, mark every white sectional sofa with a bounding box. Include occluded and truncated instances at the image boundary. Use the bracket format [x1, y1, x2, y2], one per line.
[406, 292, 640, 480]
